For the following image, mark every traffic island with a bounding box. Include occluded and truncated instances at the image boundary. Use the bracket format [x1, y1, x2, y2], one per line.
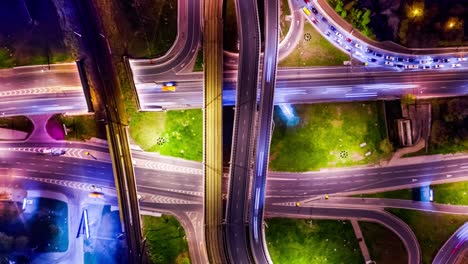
[265, 218, 363, 263]
[141, 215, 191, 264]
[387, 208, 468, 264]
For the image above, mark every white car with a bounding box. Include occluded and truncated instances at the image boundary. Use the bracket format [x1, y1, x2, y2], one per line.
[335, 31, 343, 39]
[385, 61, 394, 66]
[355, 51, 363, 57]
[419, 59, 431, 64]
[385, 55, 395, 61]
[434, 64, 444, 68]
[452, 63, 461, 68]
[354, 43, 362, 49]
[457, 57, 467, 61]
[405, 64, 418, 70]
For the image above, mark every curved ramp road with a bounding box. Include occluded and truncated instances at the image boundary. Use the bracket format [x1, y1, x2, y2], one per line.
[225, 0, 261, 262]
[249, 0, 279, 263]
[266, 205, 421, 264]
[129, 0, 202, 75]
[433, 222, 468, 264]
[303, 0, 468, 69]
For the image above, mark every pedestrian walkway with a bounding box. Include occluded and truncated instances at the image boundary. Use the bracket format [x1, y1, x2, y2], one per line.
[351, 219, 372, 262]
[27, 114, 56, 142]
[387, 138, 425, 166]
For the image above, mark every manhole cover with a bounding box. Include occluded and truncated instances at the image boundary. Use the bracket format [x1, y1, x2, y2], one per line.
[339, 150, 348, 159]
[304, 33, 312, 41]
[157, 137, 166, 145]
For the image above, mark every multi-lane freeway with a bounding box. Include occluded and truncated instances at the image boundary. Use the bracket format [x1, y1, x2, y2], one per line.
[225, 0, 261, 262]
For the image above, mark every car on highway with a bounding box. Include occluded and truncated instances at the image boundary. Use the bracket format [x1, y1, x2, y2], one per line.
[419, 59, 432, 64]
[404, 58, 415, 63]
[395, 64, 404, 69]
[457, 57, 467, 61]
[367, 58, 377, 63]
[354, 43, 362, 49]
[321, 16, 327, 22]
[41, 148, 52, 154]
[452, 63, 461, 68]
[162, 82, 176, 92]
[311, 7, 318, 14]
[385, 61, 394, 66]
[346, 37, 352, 43]
[366, 48, 373, 53]
[335, 31, 343, 38]
[405, 64, 418, 70]
[329, 25, 336, 32]
[295, 202, 300, 207]
[325, 30, 331, 36]
[355, 51, 363, 56]
[345, 45, 352, 51]
[302, 7, 311, 16]
[434, 64, 444, 69]
[311, 18, 319, 24]
[89, 191, 104, 199]
[420, 65, 431, 69]
[51, 149, 66, 156]
[396, 57, 404, 62]
[373, 52, 383, 58]
[385, 55, 395, 61]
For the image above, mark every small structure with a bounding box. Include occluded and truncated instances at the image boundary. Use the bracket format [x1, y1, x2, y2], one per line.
[396, 119, 413, 146]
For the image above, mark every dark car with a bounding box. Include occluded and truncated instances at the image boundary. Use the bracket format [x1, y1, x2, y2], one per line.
[367, 58, 377, 62]
[329, 25, 336, 32]
[321, 16, 327, 22]
[311, 7, 318, 14]
[373, 52, 383, 58]
[395, 64, 404, 69]
[366, 48, 373, 53]
[404, 58, 414, 63]
[396, 57, 404, 62]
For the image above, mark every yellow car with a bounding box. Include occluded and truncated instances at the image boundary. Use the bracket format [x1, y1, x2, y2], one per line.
[295, 202, 300, 207]
[325, 195, 329, 199]
[162, 82, 176, 92]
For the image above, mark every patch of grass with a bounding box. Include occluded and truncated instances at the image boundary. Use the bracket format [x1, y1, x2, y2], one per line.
[360, 221, 407, 264]
[129, 110, 203, 161]
[279, 0, 291, 42]
[353, 181, 468, 206]
[387, 208, 468, 264]
[142, 215, 191, 264]
[193, 48, 203, 71]
[224, 0, 238, 52]
[60, 114, 104, 141]
[279, 23, 349, 67]
[269, 101, 391, 172]
[353, 189, 413, 200]
[266, 218, 363, 264]
[431, 181, 468, 206]
[0, 47, 15, 68]
[0, 116, 34, 134]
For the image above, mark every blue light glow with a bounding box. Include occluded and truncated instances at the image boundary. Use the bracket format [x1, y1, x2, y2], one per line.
[278, 104, 299, 126]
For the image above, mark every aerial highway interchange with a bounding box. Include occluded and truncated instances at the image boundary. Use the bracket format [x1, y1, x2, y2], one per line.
[1, 0, 468, 263]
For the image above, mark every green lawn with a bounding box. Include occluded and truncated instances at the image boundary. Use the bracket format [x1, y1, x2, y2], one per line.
[279, 23, 349, 67]
[359, 221, 407, 264]
[354, 189, 413, 200]
[266, 218, 363, 264]
[129, 109, 203, 161]
[0, 116, 34, 134]
[59, 114, 105, 141]
[142, 215, 191, 264]
[387, 208, 468, 264]
[269, 102, 391, 172]
[352, 181, 468, 206]
[224, 0, 238, 52]
[193, 48, 203, 71]
[0, 47, 15, 68]
[279, 0, 291, 42]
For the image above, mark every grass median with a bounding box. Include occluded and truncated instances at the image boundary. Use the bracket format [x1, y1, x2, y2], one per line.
[279, 23, 349, 67]
[353, 181, 468, 206]
[360, 221, 407, 264]
[269, 101, 392, 172]
[266, 218, 363, 264]
[142, 215, 191, 264]
[129, 110, 203, 161]
[387, 208, 468, 264]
